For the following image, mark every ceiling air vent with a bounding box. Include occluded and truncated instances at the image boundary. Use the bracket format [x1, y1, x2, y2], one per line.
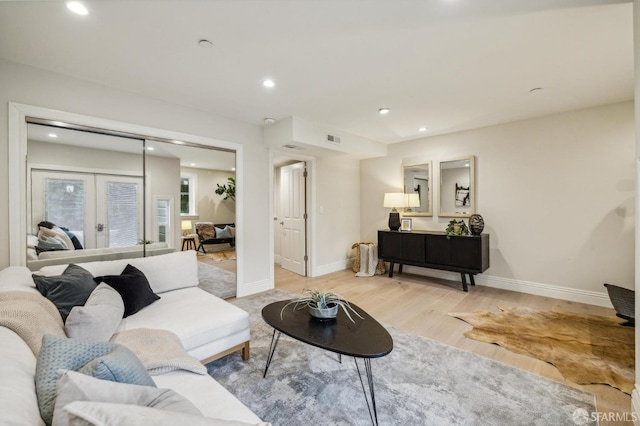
[326, 134, 341, 146]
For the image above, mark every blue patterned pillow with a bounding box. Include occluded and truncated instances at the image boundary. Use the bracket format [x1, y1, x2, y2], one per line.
[35, 335, 154, 425]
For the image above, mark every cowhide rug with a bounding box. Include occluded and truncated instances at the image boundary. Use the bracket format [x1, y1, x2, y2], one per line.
[449, 306, 635, 394]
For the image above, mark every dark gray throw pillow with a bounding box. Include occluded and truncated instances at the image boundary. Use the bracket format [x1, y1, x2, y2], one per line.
[95, 264, 160, 317]
[33, 264, 97, 322]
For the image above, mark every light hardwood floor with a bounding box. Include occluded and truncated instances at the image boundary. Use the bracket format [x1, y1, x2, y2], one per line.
[273, 265, 633, 426]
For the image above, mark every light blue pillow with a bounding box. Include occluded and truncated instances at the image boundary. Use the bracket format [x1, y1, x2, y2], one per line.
[214, 226, 232, 239]
[35, 335, 154, 425]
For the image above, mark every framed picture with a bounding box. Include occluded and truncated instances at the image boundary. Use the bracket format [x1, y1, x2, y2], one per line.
[400, 218, 412, 232]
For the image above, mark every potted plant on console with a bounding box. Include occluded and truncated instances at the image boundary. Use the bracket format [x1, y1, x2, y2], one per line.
[281, 289, 364, 322]
[445, 219, 469, 239]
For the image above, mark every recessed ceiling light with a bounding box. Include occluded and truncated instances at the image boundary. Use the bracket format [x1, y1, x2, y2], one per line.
[66, 1, 89, 15]
[231, 167, 236, 171]
[198, 39, 213, 48]
[264, 118, 276, 125]
[418, 127, 427, 132]
[190, 163, 196, 166]
[147, 147, 154, 151]
[48, 133, 58, 138]
[379, 108, 390, 115]
[263, 79, 275, 88]
[173, 140, 184, 145]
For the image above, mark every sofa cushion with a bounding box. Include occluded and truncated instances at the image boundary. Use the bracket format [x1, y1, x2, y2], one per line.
[0, 328, 45, 426]
[95, 264, 160, 318]
[0, 266, 39, 294]
[53, 370, 201, 426]
[59, 401, 268, 426]
[117, 287, 249, 354]
[65, 283, 124, 341]
[36, 335, 155, 425]
[38, 251, 199, 295]
[32, 264, 97, 322]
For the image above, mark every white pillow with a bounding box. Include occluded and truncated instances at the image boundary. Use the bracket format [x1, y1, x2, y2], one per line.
[38, 227, 75, 251]
[59, 401, 269, 426]
[52, 370, 202, 426]
[128, 251, 199, 294]
[65, 283, 125, 341]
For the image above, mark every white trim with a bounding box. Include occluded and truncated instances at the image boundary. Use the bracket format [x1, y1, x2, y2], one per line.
[236, 278, 271, 298]
[30, 163, 142, 177]
[632, 387, 640, 426]
[312, 259, 350, 277]
[397, 265, 613, 307]
[8, 102, 247, 296]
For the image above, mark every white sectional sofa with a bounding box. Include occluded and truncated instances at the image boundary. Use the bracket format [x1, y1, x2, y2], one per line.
[0, 251, 263, 425]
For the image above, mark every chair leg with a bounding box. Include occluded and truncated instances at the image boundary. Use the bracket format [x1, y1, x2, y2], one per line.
[241, 341, 250, 361]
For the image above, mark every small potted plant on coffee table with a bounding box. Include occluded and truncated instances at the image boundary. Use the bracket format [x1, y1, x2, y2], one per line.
[280, 288, 364, 323]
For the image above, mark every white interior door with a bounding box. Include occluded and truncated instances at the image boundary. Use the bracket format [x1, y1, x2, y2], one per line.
[96, 175, 143, 248]
[280, 162, 307, 276]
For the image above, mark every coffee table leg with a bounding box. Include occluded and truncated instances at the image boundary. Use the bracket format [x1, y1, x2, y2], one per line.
[354, 358, 378, 426]
[263, 329, 281, 378]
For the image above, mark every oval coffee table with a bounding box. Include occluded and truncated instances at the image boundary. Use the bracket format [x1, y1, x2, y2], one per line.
[262, 300, 393, 426]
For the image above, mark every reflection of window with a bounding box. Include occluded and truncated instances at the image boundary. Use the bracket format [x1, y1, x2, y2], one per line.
[156, 199, 170, 243]
[107, 182, 138, 248]
[180, 173, 197, 216]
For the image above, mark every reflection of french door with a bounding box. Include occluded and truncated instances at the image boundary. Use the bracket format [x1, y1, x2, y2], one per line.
[31, 170, 143, 249]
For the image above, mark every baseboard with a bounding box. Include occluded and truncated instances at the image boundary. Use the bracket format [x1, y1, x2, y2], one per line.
[399, 265, 613, 308]
[311, 259, 350, 277]
[632, 387, 640, 425]
[237, 278, 272, 298]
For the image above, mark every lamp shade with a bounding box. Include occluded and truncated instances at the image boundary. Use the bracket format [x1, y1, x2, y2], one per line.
[406, 193, 420, 208]
[181, 220, 192, 231]
[383, 193, 406, 208]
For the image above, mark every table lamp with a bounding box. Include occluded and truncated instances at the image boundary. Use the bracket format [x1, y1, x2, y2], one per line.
[383, 193, 406, 231]
[405, 193, 420, 213]
[181, 220, 192, 236]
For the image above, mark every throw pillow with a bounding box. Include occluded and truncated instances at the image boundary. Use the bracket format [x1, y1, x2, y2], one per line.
[228, 226, 236, 237]
[35, 335, 155, 425]
[65, 283, 125, 341]
[60, 226, 84, 249]
[94, 264, 160, 317]
[52, 370, 201, 426]
[38, 226, 75, 251]
[77, 345, 156, 385]
[59, 401, 268, 426]
[214, 226, 232, 239]
[33, 264, 97, 322]
[37, 235, 68, 251]
[196, 223, 215, 240]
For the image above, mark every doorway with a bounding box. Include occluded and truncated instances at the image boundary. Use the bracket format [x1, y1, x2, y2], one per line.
[274, 157, 310, 277]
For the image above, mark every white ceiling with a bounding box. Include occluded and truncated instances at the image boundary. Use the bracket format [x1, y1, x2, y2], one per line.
[0, 0, 633, 144]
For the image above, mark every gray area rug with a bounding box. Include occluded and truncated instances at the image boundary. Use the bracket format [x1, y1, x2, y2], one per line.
[207, 290, 596, 426]
[197, 262, 236, 299]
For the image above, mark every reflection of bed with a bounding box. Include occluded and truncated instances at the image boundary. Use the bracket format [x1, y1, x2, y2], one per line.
[194, 222, 235, 254]
[26, 242, 173, 271]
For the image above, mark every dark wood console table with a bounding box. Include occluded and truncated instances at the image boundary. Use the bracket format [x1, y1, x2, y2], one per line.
[378, 230, 489, 291]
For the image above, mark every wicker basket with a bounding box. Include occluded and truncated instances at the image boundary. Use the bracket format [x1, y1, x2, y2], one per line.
[351, 242, 386, 275]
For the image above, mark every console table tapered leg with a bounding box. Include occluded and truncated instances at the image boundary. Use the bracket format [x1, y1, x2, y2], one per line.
[263, 330, 281, 378]
[469, 274, 476, 286]
[388, 262, 394, 278]
[461, 273, 468, 292]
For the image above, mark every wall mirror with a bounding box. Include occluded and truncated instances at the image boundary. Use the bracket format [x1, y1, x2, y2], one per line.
[25, 122, 237, 297]
[401, 161, 432, 216]
[439, 156, 475, 217]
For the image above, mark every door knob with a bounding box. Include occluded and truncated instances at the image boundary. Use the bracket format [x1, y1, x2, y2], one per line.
[97, 223, 104, 231]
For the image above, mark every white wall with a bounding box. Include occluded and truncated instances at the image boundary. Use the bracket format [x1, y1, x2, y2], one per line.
[314, 156, 361, 275]
[0, 58, 271, 295]
[361, 101, 635, 305]
[632, 0, 640, 416]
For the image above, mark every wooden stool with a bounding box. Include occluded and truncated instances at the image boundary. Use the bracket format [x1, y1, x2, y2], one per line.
[181, 235, 197, 251]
